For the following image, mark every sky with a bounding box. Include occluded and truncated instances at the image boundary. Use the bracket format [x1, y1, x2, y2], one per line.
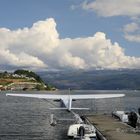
[0, 0, 140, 71]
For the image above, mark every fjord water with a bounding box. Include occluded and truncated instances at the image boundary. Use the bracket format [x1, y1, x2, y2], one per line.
[0, 90, 140, 140]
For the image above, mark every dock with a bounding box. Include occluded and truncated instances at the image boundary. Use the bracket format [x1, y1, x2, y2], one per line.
[86, 114, 140, 140]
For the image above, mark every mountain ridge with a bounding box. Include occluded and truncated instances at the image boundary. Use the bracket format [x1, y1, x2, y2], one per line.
[37, 69, 140, 90]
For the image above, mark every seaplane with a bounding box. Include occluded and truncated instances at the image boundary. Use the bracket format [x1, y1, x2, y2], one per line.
[6, 92, 125, 140]
[6, 92, 125, 111]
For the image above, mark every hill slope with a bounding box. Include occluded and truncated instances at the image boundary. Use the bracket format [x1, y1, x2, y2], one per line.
[0, 70, 55, 91]
[38, 69, 140, 90]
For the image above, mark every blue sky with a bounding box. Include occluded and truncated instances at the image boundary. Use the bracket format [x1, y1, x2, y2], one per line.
[0, 0, 140, 70]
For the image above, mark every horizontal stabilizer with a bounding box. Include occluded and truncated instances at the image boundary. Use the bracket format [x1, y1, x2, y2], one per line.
[49, 108, 68, 110]
[50, 108, 89, 110]
[58, 118, 74, 121]
[71, 108, 90, 110]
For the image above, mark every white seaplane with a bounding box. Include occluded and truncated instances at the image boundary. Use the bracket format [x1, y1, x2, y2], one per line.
[6, 93, 125, 111]
[6, 92, 125, 140]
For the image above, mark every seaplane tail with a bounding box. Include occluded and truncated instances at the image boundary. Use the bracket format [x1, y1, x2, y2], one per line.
[6, 93, 125, 111]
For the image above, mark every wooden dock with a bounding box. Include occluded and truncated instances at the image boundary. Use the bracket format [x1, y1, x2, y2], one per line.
[86, 114, 140, 140]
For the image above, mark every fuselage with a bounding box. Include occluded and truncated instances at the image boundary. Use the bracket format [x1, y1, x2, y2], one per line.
[61, 96, 72, 111]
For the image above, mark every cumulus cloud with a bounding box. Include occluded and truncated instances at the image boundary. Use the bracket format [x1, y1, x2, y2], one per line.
[0, 18, 140, 70]
[59, 32, 140, 69]
[80, 0, 140, 17]
[0, 18, 59, 70]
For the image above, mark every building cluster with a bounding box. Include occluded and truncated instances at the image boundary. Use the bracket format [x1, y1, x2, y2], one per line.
[9, 74, 36, 81]
[0, 82, 40, 91]
[0, 73, 38, 91]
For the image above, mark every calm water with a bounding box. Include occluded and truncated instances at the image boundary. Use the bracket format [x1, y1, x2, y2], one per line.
[0, 90, 140, 140]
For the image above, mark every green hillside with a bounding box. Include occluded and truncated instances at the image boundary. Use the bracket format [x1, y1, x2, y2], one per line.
[0, 70, 55, 91]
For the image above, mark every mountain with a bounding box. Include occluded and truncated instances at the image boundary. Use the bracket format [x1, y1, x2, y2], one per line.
[37, 69, 140, 90]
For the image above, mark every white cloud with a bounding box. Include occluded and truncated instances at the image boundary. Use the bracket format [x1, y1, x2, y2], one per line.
[0, 18, 140, 70]
[75, 0, 140, 43]
[124, 34, 140, 43]
[59, 53, 86, 69]
[59, 32, 140, 69]
[80, 0, 140, 17]
[123, 22, 139, 33]
[123, 22, 140, 42]
[0, 18, 59, 70]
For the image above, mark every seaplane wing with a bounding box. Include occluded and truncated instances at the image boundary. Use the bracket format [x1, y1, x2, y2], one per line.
[6, 93, 66, 99]
[6, 93, 125, 111]
[6, 93, 125, 99]
[68, 94, 125, 99]
[6, 93, 125, 100]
